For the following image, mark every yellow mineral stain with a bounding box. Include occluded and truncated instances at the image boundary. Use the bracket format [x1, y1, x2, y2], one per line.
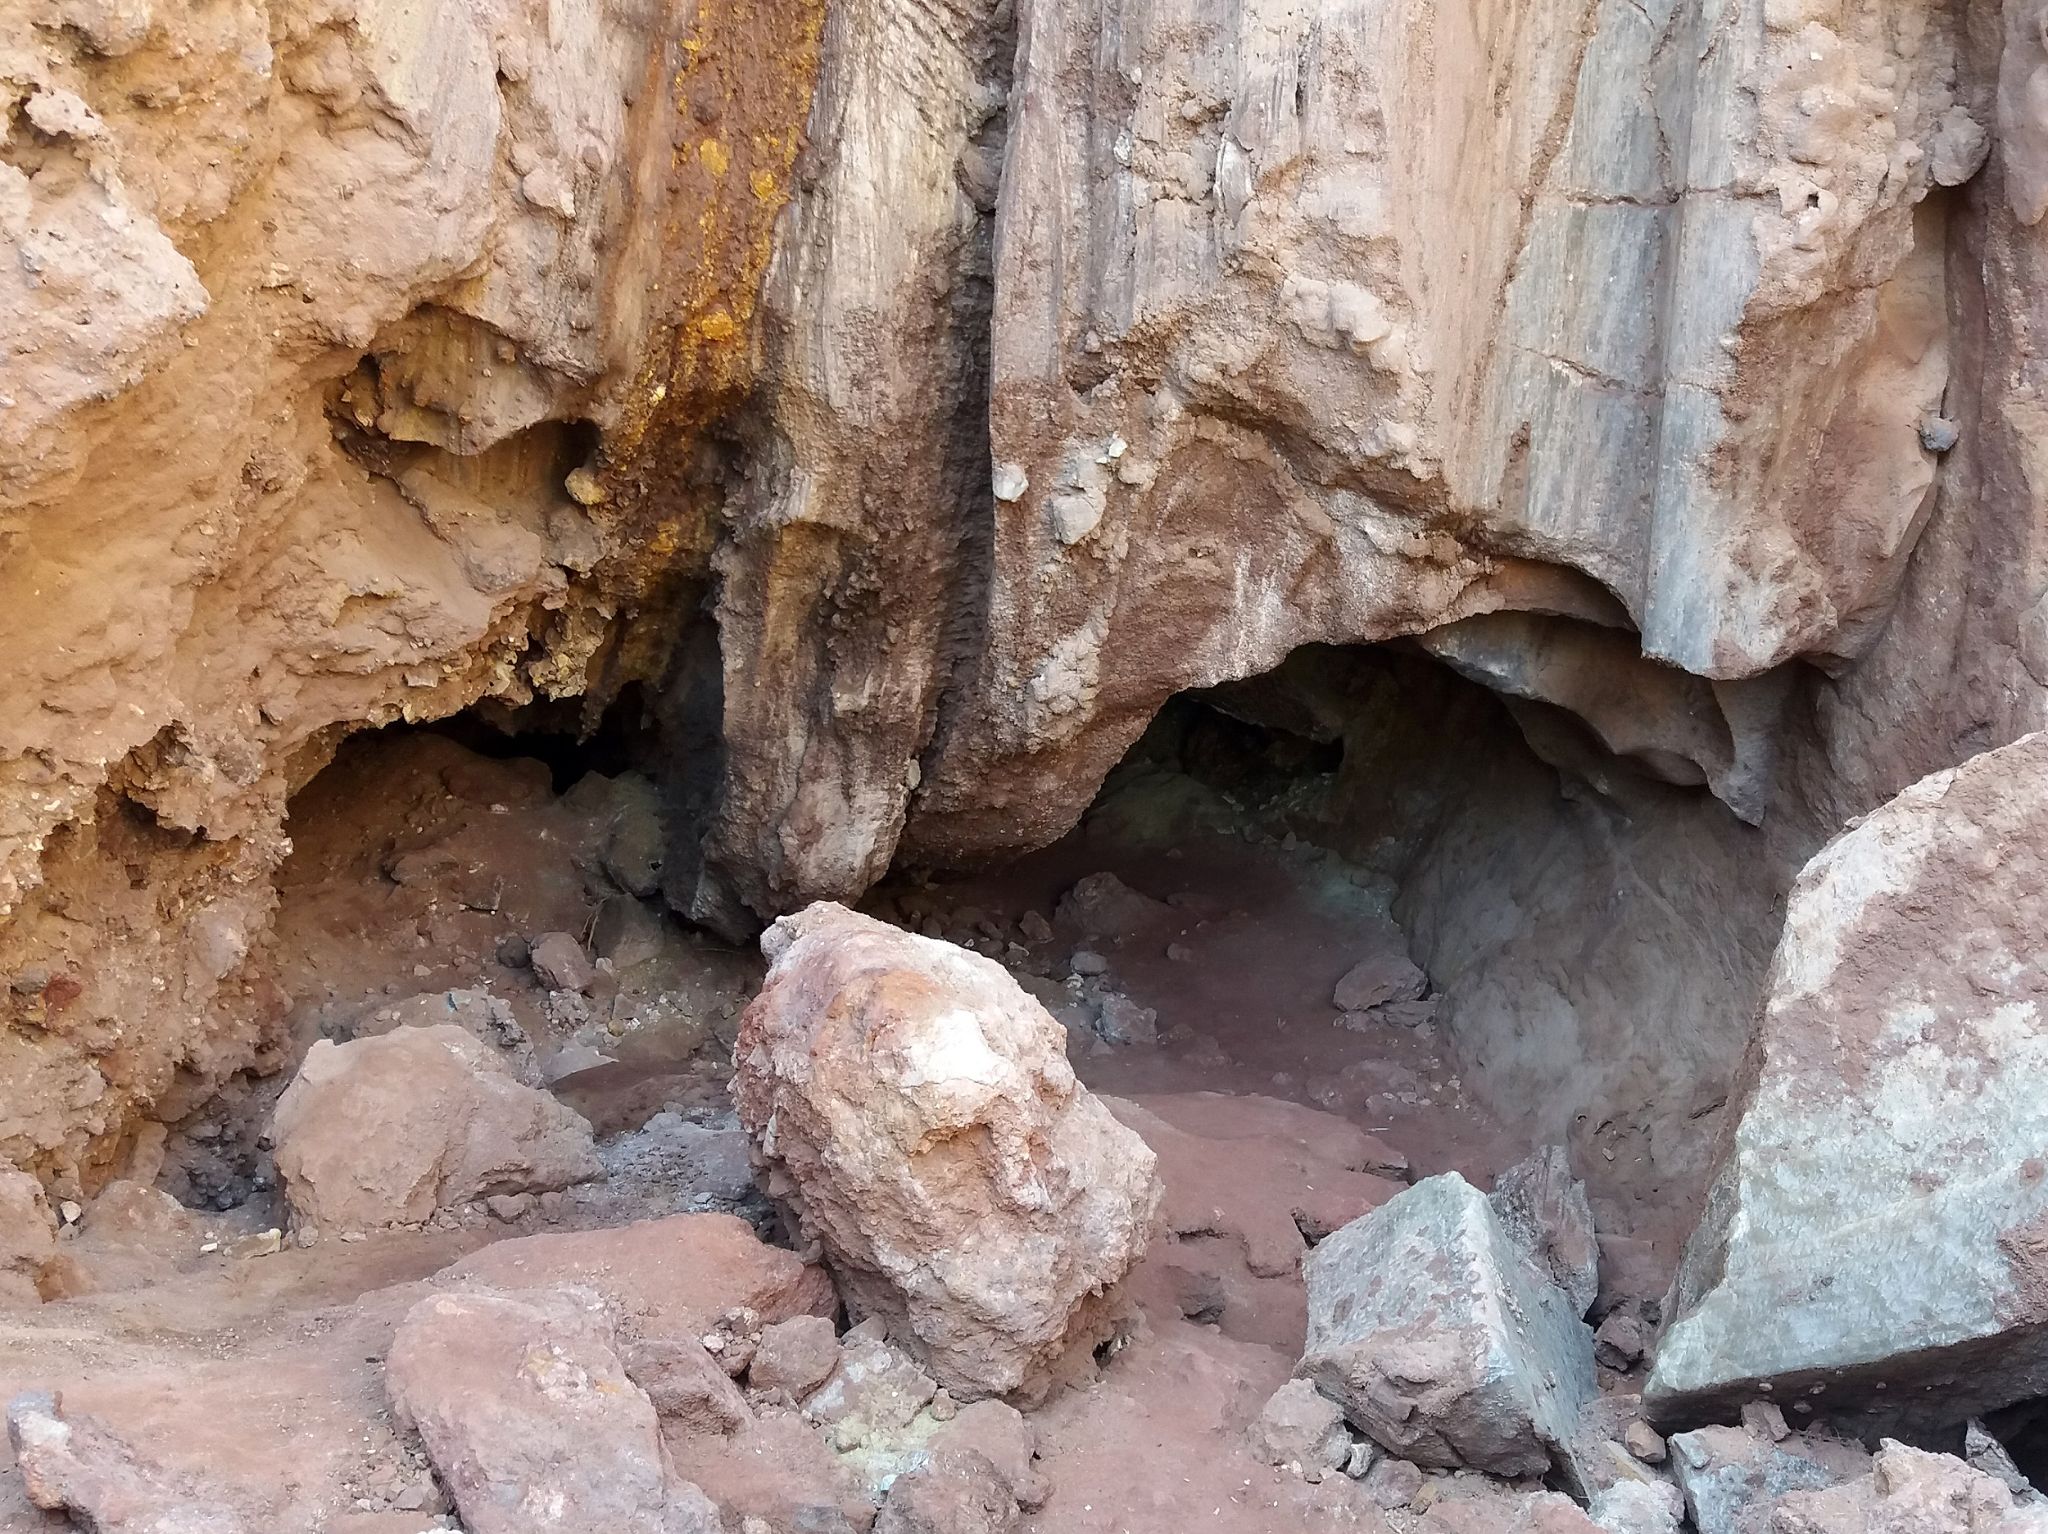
[750, 168, 777, 201]
[698, 138, 731, 177]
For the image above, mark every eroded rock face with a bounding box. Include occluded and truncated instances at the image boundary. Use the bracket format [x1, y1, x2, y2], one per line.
[0, 0, 828, 1188]
[1649, 734, 2048, 1433]
[732, 902, 1163, 1398]
[1772, 1440, 2048, 1534]
[271, 1025, 600, 1233]
[900, 0, 1966, 867]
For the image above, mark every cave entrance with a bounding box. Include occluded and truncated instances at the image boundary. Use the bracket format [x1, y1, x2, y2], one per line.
[872, 640, 1785, 1267]
[155, 692, 754, 1212]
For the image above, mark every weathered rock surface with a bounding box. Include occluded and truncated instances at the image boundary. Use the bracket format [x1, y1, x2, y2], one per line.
[1772, 1440, 2048, 1534]
[270, 1025, 600, 1232]
[0, 0, 826, 1186]
[872, 1447, 1019, 1534]
[902, 0, 1967, 868]
[1650, 734, 2048, 1431]
[1247, 1378, 1349, 1474]
[732, 903, 1162, 1398]
[1667, 1423, 1871, 1534]
[386, 1286, 723, 1534]
[7, 1390, 250, 1533]
[442, 1211, 839, 1341]
[1299, 1171, 1595, 1476]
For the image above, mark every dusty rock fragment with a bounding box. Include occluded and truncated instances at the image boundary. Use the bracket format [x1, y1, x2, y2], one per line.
[1248, 1378, 1349, 1474]
[1667, 1423, 1869, 1534]
[1054, 872, 1172, 939]
[1741, 1401, 1790, 1443]
[733, 903, 1162, 1398]
[1587, 1480, 1685, 1534]
[529, 931, 596, 992]
[1361, 1454, 1425, 1509]
[1966, 1419, 2041, 1503]
[7, 1390, 250, 1533]
[1332, 953, 1428, 1013]
[1770, 1439, 2048, 1532]
[1650, 736, 2048, 1430]
[386, 1287, 722, 1534]
[354, 988, 538, 1083]
[803, 1336, 937, 1449]
[623, 1334, 753, 1434]
[873, 1447, 1018, 1534]
[594, 772, 667, 898]
[1490, 1146, 1599, 1317]
[933, 1399, 1044, 1508]
[1092, 991, 1157, 1046]
[1594, 1306, 1651, 1371]
[1624, 1420, 1667, 1464]
[1299, 1172, 1594, 1476]
[270, 1025, 600, 1232]
[0, 1167, 57, 1302]
[751, 1314, 842, 1399]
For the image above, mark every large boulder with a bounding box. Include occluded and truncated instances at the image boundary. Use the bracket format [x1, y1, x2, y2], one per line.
[732, 903, 1162, 1399]
[1649, 735, 2048, 1432]
[1298, 1171, 1595, 1476]
[271, 1026, 600, 1234]
[385, 1287, 722, 1534]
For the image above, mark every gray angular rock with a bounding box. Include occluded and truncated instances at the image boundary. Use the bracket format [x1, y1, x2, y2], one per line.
[1667, 1423, 1869, 1534]
[1298, 1171, 1595, 1476]
[1966, 1420, 2042, 1504]
[1589, 1480, 1685, 1534]
[1054, 872, 1171, 940]
[1332, 953, 1428, 1013]
[1490, 1145, 1599, 1318]
[1649, 735, 2048, 1432]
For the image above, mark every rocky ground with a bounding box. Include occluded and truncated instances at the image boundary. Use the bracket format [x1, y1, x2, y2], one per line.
[5, 726, 2042, 1534]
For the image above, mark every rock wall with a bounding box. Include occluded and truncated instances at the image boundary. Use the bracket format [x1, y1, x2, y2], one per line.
[0, 0, 825, 1187]
[6, 0, 2048, 1186]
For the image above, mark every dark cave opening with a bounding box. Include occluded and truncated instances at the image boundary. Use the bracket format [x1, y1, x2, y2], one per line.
[970, 638, 1791, 1253]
